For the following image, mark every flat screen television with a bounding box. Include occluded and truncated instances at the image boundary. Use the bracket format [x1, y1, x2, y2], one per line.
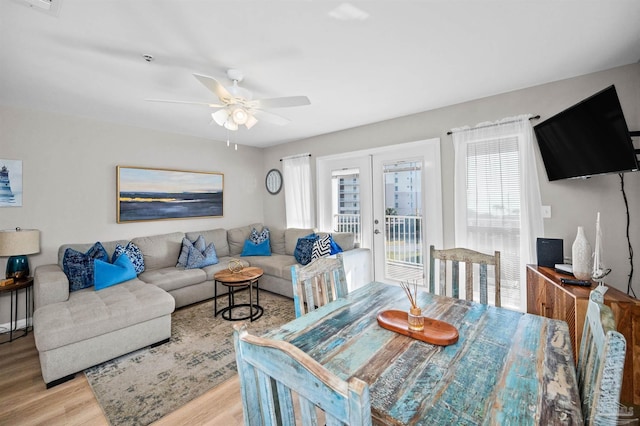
[534, 85, 638, 181]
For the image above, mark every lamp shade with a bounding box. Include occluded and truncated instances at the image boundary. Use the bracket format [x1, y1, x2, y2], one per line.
[0, 228, 40, 256]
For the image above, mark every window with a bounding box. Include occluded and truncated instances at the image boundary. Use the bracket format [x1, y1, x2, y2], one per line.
[452, 116, 543, 311]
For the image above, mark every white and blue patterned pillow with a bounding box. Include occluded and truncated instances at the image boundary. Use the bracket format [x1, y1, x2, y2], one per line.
[249, 227, 270, 244]
[113, 242, 145, 274]
[185, 242, 219, 269]
[63, 242, 109, 292]
[312, 235, 332, 260]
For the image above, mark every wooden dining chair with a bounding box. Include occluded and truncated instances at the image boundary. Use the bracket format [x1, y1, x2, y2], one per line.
[291, 253, 347, 317]
[577, 286, 626, 425]
[428, 245, 501, 307]
[233, 324, 372, 426]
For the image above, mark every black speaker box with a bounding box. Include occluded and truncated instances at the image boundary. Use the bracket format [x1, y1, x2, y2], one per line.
[536, 238, 564, 268]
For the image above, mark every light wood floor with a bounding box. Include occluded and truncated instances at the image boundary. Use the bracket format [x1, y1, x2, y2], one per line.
[0, 333, 245, 425]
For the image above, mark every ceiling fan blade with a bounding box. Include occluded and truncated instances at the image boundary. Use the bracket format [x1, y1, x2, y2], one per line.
[193, 74, 233, 103]
[252, 109, 291, 126]
[146, 99, 225, 108]
[249, 96, 311, 109]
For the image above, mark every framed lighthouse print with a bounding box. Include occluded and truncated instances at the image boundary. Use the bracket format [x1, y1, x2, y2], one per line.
[0, 159, 22, 207]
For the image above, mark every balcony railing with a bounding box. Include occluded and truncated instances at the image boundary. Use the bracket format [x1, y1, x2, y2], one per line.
[334, 213, 424, 282]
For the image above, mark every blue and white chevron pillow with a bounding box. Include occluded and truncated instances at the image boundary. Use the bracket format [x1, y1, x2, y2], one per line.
[312, 235, 332, 260]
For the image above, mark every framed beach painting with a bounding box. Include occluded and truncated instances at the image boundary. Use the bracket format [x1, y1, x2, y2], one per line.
[117, 166, 223, 223]
[0, 159, 22, 207]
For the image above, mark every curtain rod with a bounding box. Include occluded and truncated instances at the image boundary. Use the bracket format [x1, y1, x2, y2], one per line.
[446, 115, 540, 136]
[280, 153, 312, 162]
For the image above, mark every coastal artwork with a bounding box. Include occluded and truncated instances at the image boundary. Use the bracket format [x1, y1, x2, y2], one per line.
[117, 166, 223, 222]
[0, 159, 22, 207]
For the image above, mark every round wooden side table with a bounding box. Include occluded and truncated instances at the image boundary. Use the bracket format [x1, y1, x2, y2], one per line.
[213, 267, 264, 321]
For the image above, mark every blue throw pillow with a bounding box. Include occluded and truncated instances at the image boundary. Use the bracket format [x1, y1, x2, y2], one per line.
[186, 243, 219, 269]
[63, 242, 109, 292]
[241, 239, 271, 256]
[177, 235, 206, 267]
[294, 234, 319, 265]
[329, 235, 343, 255]
[113, 241, 145, 274]
[94, 253, 137, 290]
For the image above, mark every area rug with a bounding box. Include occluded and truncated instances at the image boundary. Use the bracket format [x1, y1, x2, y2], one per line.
[84, 290, 296, 426]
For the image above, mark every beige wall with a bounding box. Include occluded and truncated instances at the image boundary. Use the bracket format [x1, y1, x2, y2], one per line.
[263, 63, 640, 295]
[0, 106, 265, 323]
[1, 63, 638, 327]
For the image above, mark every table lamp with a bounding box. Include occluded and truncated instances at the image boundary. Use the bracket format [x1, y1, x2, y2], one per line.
[0, 228, 40, 279]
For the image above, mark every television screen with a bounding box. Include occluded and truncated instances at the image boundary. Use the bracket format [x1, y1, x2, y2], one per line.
[534, 85, 638, 181]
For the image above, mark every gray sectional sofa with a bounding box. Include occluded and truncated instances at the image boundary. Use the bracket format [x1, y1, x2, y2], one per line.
[33, 223, 371, 387]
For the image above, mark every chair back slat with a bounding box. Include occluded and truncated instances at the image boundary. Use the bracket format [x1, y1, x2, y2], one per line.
[577, 287, 626, 425]
[429, 245, 501, 307]
[291, 254, 347, 317]
[234, 324, 372, 426]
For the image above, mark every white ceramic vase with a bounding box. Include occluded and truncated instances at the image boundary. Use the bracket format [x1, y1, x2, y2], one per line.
[572, 226, 592, 280]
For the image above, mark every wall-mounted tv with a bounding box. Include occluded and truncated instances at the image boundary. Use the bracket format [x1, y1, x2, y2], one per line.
[534, 85, 638, 181]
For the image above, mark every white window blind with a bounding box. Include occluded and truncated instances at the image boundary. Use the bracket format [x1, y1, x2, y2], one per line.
[453, 116, 544, 312]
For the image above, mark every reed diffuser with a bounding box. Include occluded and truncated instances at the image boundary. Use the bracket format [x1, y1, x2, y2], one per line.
[400, 280, 424, 331]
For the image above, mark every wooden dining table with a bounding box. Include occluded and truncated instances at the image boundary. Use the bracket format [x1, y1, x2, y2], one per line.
[265, 281, 583, 425]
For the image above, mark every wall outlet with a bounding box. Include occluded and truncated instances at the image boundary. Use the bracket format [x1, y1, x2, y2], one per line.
[541, 205, 551, 218]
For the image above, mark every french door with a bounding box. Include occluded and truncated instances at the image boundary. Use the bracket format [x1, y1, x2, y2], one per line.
[317, 139, 442, 286]
[371, 140, 442, 285]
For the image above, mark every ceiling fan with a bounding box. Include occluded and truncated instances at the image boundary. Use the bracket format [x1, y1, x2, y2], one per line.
[147, 69, 310, 131]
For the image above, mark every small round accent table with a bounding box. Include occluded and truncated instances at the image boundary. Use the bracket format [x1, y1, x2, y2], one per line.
[0, 277, 34, 344]
[213, 267, 264, 321]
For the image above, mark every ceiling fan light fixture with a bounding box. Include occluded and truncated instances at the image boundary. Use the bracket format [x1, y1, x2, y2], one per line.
[224, 120, 238, 131]
[245, 114, 258, 129]
[232, 107, 249, 125]
[212, 109, 229, 127]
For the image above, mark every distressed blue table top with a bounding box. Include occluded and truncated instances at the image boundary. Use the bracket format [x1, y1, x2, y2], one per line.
[266, 281, 583, 425]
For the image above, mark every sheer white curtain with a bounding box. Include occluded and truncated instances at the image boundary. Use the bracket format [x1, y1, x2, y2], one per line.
[282, 153, 314, 228]
[452, 115, 544, 311]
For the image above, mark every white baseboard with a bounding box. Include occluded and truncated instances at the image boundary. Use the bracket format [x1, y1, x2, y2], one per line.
[0, 317, 31, 334]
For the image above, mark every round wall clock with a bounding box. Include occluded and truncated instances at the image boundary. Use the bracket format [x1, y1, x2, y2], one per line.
[265, 169, 283, 194]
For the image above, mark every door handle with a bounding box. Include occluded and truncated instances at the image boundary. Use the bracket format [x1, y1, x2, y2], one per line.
[374, 229, 380, 234]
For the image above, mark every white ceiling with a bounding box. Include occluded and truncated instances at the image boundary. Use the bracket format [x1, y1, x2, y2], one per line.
[1, 0, 639, 148]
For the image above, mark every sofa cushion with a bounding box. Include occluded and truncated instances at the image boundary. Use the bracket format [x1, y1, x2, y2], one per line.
[63, 242, 109, 292]
[244, 254, 297, 281]
[269, 228, 286, 255]
[131, 232, 185, 271]
[228, 223, 263, 256]
[330, 232, 355, 251]
[185, 228, 229, 257]
[113, 241, 145, 274]
[294, 234, 318, 265]
[34, 279, 175, 352]
[284, 228, 316, 255]
[94, 254, 137, 290]
[138, 267, 207, 292]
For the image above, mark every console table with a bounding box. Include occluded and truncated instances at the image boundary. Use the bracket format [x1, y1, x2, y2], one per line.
[526, 264, 640, 405]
